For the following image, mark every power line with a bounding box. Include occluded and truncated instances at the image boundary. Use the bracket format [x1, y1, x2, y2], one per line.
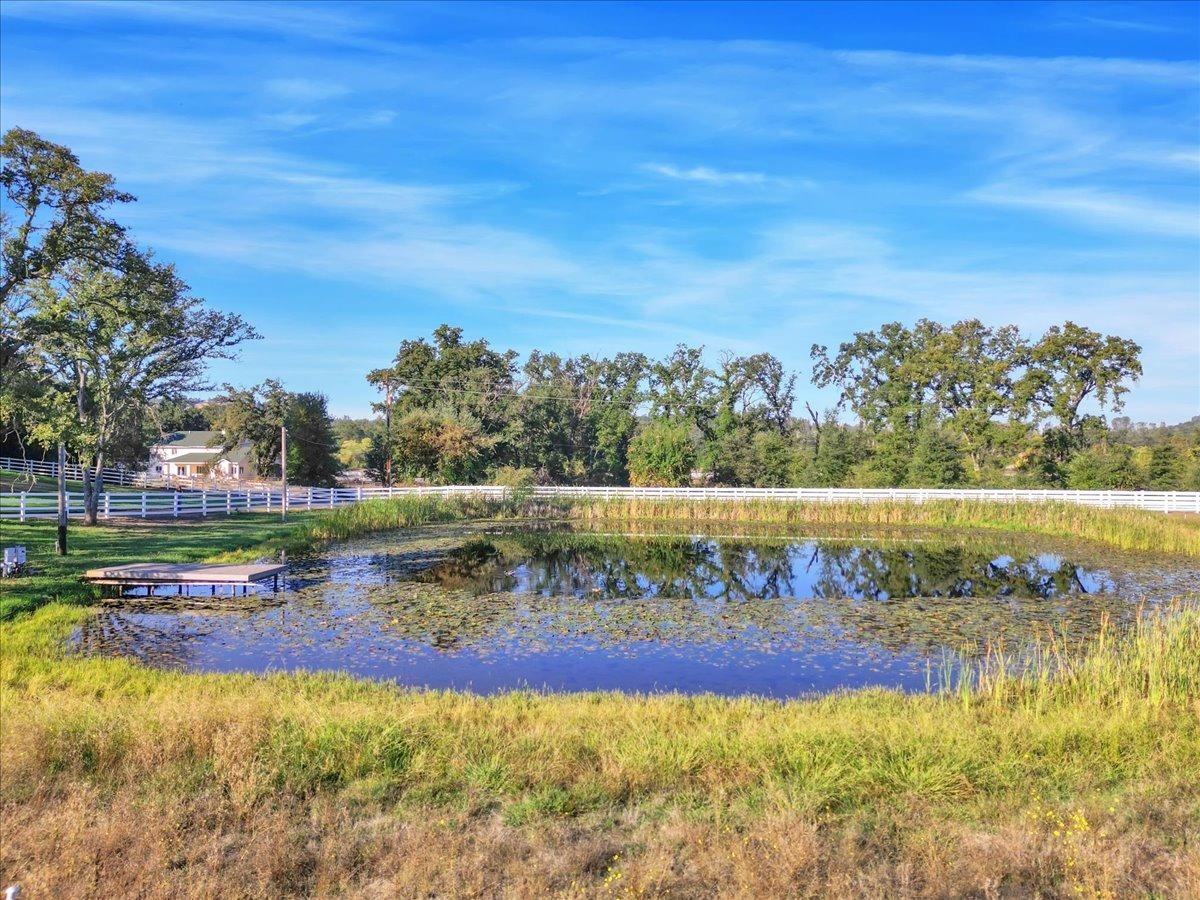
[371, 376, 668, 409]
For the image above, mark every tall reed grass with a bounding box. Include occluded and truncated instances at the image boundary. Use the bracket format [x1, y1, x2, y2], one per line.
[207, 495, 515, 563]
[563, 498, 1200, 555]
[940, 602, 1200, 711]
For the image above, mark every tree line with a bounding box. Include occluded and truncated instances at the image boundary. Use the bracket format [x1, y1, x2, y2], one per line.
[4, 125, 1196, 509]
[354, 321, 1197, 491]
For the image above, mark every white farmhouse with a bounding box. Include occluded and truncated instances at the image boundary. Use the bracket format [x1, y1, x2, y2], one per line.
[147, 431, 254, 480]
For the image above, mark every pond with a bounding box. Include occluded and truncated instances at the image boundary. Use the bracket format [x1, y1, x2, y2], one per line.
[75, 523, 1195, 698]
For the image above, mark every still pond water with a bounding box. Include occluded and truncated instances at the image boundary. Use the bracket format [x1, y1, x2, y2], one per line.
[76, 524, 1194, 698]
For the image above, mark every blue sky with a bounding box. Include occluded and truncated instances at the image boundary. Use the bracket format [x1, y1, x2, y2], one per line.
[2, 0, 1198, 421]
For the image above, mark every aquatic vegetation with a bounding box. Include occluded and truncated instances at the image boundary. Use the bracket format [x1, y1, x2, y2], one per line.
[72, 526, 1190, 696]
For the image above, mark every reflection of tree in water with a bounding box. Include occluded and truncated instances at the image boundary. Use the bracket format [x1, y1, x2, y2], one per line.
[76, 611, 213, 669]
[78, 530, 1174, 674]
[375, 533, 1137, 657]
[415, 535, 1114, 602]
[806, 545, 1110, 601]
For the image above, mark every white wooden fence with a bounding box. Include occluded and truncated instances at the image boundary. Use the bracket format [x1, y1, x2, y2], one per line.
[1, 455, 150, 487]
[0, 454, 278, 491]
[526, 485, 1200, 513]
[2, 484, 1197, 522]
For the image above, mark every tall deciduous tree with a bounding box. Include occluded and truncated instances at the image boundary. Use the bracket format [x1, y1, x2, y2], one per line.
[585, 352, 647, 484]
[368, 325, 517, 479]
[918, 319, 1026, 472]
[811, 321, 933, 436]
[17, 259, 257, 522]
[1020, 322, 1142, 440]
[1, 128, 135, 303]
[648, 344, 716, 438]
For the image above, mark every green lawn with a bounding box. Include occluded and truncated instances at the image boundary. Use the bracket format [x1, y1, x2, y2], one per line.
[0, 512, 317, 620]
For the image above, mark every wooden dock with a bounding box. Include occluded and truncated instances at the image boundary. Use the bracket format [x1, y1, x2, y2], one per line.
[84, 562, 287, 596]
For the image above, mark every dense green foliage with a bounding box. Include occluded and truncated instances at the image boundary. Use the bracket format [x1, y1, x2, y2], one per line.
[361, 323, 1194, 489]
[627, 420, 695, 485]
[210, 380, 341, 486]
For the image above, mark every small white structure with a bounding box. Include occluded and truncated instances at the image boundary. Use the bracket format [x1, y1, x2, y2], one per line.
[147, 431, 254, 480]
[2, 546, 27, 577]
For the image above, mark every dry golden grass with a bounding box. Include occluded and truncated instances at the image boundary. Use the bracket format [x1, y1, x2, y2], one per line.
[4, 780, 1198, 898]
[2, 604, 1198, 898]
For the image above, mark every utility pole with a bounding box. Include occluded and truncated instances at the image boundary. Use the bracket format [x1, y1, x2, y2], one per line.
[280, 424, 288, 521]
[55, 441, 68, 555]
[383, 379, 394, 487]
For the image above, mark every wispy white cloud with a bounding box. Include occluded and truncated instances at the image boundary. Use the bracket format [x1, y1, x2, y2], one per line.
[0, 0, 368, 42]
[260, 112, 321, 130]
[839, 47, 1197, 83]
[644, 163, 769, 187]
[263, 77, 349, 103]
[968, 183, 1200, 238]
[1074, 15, 1184, 34]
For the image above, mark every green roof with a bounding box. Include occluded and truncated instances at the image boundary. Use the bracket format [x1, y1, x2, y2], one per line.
[222, 443, 253, 466]
[164, 451, 220, 465]
[156, 430, 223, 449]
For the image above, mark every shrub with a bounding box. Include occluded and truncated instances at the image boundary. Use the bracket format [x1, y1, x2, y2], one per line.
[627, 422, 695, 487]
[1067, 445, 1144, 490]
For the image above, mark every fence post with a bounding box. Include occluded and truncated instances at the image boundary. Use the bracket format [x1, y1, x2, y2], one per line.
[201, 492, 207, 517]
[356, 487, 363, 503]
[330, 489, 335, 509]
[173, 493, 180, 518]
[103, 493, 111, 519]
[19, 493, 26, 524]
[141, 492, 147, 519]
[307, 489, 313, 511]
[226, 491, 232, 515]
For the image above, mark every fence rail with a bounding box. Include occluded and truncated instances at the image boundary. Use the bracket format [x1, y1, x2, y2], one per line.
[2, 483, 1197, 522]
[1, 455, 149, 487]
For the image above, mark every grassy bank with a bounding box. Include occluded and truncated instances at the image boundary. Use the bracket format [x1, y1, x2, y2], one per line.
[2, 499, 1199, 895]
[2, 600, 1198, 896]
[564, 497, 1200, 556]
